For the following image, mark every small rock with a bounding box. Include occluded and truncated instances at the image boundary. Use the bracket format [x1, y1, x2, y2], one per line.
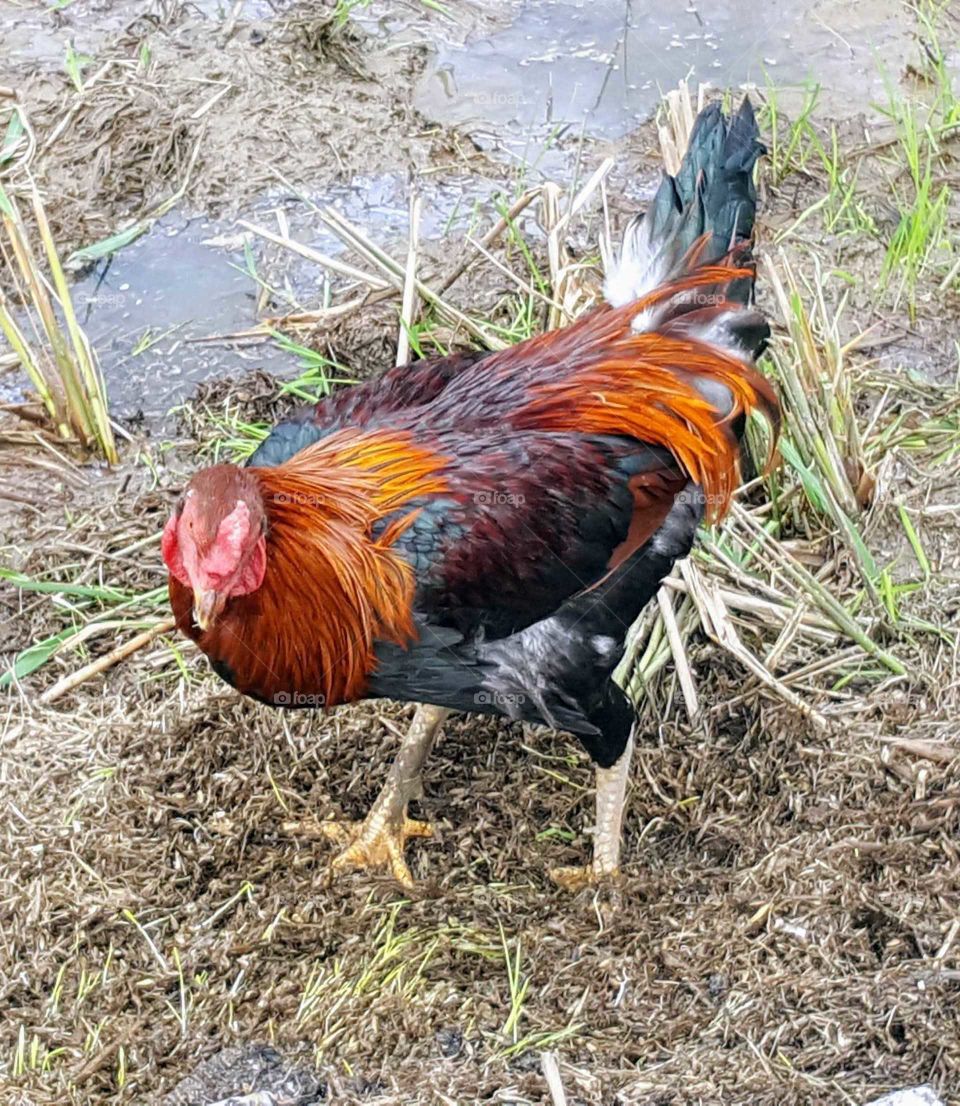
[162, 1044, 323, 1106]
[201, 232, 252, 252]
[864, 1087, 945, 1106]
[436, 1027, 463, 1058]
[773, 916, 811, 943]
[707, 972, 727, 999]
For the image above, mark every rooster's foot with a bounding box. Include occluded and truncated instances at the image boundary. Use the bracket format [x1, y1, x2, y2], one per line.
[319, 812, 434, 887]
[550, 737, 634, 892]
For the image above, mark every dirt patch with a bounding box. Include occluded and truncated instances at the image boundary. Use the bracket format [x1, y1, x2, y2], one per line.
[3, 1, 472, 255]
[0, 1, 522, 417]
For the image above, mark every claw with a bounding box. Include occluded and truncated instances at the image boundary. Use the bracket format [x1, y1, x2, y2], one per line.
[319, 814, 434, 887]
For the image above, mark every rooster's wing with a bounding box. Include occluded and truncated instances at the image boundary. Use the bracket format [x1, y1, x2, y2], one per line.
[389, 429, 687, 639]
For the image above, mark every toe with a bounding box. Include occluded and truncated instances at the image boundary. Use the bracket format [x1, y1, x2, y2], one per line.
[384, 840, 416, 888]
[316, 816, 436, 886]
[549, 865, 592, 892]
[401, 817, 434, 840]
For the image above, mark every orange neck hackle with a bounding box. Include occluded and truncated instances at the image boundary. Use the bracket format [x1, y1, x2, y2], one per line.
[169, 428, 450, 706]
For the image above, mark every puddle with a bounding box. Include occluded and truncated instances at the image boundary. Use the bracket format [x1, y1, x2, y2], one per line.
[64, 210, 282, 422]
[409, 0, 921, 163]
[1, 173, 508, 420]
[0, 206, 280, 418]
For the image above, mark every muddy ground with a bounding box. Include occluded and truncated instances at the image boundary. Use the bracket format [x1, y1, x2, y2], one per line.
[2, 1, 960, 1104]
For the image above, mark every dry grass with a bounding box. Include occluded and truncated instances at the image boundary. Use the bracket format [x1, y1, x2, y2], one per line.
[0, 96, 117, 462]
[2, 8, 960, 1106]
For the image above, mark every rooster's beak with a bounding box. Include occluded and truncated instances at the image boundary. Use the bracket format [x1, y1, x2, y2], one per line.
[192, 589, 225, 632]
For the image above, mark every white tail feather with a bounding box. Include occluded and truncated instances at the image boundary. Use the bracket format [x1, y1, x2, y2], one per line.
[603, 214, 669, 309]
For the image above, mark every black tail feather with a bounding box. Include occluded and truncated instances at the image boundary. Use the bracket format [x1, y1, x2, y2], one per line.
[609, 97, 765, 312]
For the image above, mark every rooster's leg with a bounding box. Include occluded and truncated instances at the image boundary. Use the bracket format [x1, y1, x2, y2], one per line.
[549, 735, 634, 890]
[318, 703, 451, 886]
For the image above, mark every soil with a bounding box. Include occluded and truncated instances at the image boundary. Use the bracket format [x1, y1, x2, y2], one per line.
[2, 2, 960, 1105]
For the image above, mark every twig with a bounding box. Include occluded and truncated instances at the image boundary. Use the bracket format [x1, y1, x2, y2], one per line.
[934, 919, 960, 964]
[39, 61, 121, 154]
[877, 737, 958, 765]
[540, 182, 567, 331]
[120, 908, 168, 971]
[267, 167, 509, 346]
[237, 219, 391, 290]
[464, 232, 565, 312]
[680, 559, 829, 730]
[727, 502, 905, 675]
[660, 574, 838, 637]
[71, 1036, 129, 1084]
[319, 205, 505, 348]
[396, 192, 421, 366]
[436, 187, 540, 295]
[190, 83, 233, 120]
[219, 0, 245, 42]
[656, 585, 700, 720]
[40, 617, 176, 705]
[541, 163, 613, 327]
[541, 1052, 569, 1106]
[551, 157, 614, 235]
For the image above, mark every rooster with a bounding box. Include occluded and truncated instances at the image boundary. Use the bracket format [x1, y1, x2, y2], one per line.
[163, 99, 778, 888]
